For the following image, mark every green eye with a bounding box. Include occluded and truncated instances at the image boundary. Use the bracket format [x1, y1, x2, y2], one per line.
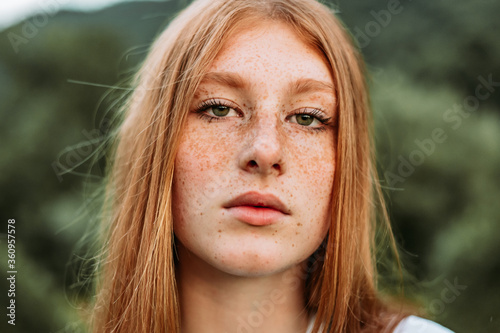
[295, 114, 314, 126]
[211, 105, 230, 117]
[288, 108, 331, 130]
[195, 99, 240, 122]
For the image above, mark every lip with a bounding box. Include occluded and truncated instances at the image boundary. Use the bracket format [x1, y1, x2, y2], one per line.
[223, 191, 290, 226]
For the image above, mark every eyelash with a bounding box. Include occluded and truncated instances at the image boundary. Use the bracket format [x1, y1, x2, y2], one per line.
[194, 98, 241, 123]
[289, 108, 332, 132]
[194, 98, 332, 132]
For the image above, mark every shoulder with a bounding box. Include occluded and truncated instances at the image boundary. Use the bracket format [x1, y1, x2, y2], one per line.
[306, 314, 453, 333]
[393, 316, 454, 333]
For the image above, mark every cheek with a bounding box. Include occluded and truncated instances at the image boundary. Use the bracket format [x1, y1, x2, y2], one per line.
[176, 118, 237, 169]
[288, 132, 336, 231]
[289, 129, 336, 186]
[172, 121, 233, 220]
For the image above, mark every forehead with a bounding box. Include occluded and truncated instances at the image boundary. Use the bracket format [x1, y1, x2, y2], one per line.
[206, 21, 333, 85]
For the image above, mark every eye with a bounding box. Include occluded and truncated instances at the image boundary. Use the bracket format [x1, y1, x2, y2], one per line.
[291, 114, 318, 126]
[194, 98, 240, 121]
[207, 105, 235, 117]
[288, 108, 331, 129]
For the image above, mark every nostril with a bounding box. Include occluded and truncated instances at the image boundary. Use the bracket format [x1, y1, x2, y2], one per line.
[243, 159, 283, 175]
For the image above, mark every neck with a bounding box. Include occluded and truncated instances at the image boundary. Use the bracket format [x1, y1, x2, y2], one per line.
[176, 245, 310, 333]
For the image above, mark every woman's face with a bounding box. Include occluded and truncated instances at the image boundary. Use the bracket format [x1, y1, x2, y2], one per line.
[173, 22, 336, 277]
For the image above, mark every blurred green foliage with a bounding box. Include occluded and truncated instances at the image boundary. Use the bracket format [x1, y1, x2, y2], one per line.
[0, 0, 498, 332]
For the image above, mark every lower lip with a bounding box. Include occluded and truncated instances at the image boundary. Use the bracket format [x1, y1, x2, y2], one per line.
[226, 206, 285, 226]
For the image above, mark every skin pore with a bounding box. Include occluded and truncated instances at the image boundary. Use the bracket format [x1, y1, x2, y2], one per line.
[172, 21, 337, 333]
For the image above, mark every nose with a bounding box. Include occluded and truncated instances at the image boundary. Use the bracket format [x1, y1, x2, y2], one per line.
[237, 114, 286, 177]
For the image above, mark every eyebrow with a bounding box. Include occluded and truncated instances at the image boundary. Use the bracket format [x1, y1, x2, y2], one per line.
[287, 77, 335, 96]
[200, 71, 248, 90]
[200, 71, 335, 96]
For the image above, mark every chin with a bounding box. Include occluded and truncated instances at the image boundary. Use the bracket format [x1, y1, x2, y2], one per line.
[213, 259, 291, 278]
[208, 243, 304, 278]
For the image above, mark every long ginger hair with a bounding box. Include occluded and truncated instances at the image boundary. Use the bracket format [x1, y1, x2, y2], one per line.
[92, 0, 408, 332]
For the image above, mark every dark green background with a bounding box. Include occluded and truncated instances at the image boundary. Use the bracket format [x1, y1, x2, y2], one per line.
[1, 0, 499, 332]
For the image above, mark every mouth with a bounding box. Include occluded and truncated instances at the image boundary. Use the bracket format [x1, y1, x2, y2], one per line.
[223, 191, 290, 226]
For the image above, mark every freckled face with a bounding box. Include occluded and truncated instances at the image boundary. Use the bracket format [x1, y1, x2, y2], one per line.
[172, 22, 336, 276]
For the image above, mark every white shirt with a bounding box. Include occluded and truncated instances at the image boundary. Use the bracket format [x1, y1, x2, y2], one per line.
[305, 315, 454, 333]
[393, 316, 454, 333]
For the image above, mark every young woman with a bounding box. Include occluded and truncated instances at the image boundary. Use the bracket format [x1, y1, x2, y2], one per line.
[90, 0, 454, 332]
